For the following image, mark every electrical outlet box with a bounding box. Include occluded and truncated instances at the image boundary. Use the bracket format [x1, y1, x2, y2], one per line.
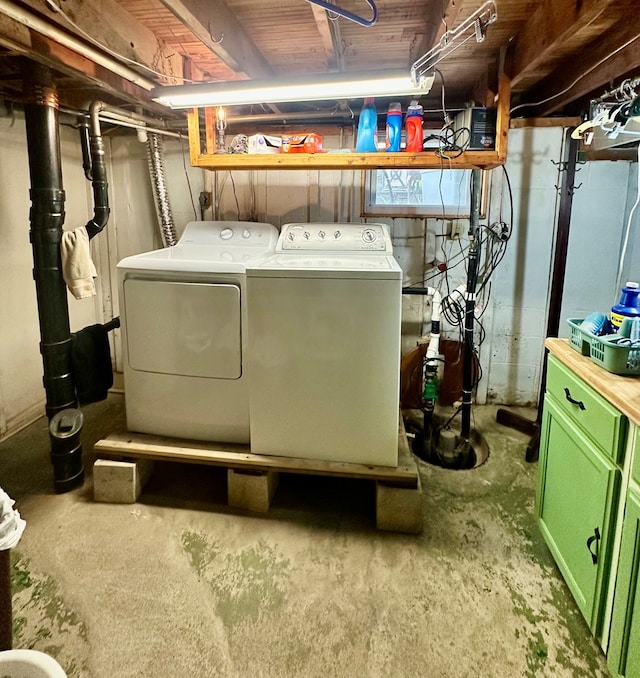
[199, 191, 212, 209]
[447, 219, 466, 240]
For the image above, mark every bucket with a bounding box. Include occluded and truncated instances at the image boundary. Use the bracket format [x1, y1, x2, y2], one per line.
[0, 650, 67, 677]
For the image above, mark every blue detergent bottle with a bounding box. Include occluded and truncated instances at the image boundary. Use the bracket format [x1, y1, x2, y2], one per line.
[356, 98, 378, 152]
[611, 281, 640, 331]
[385, 102, 402, 152]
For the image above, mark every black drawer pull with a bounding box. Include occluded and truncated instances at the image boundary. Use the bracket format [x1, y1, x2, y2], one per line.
[564, 387, 586, 411]
[586, 527, 600, 565]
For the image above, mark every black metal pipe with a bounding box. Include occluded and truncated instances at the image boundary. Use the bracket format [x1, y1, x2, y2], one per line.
[461, 169, 483, 440]
[104, 317, 121, 333]
[402, 287, 432, 294]
[22, 60, 83, 492]
[84, 102, 110, 240]
[77, 114, 92, 181]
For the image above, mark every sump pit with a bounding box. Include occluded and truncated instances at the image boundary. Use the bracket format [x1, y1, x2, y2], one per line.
[405, 412, 490, 470]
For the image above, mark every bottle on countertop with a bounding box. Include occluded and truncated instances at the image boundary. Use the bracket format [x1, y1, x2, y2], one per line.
[405, 100, 424, 153]
[385, 102, 402, 152]
[611, 281, 640, 330]
[355, 98, 378, 153]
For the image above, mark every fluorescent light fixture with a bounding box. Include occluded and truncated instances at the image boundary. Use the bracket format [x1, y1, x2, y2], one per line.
[151, 70, 434, 109]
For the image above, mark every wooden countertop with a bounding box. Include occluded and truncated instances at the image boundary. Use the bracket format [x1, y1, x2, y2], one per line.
[545, 338, 640, 426]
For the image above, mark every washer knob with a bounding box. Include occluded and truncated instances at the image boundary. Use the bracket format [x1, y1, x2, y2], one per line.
[362, 228, 377, 243]
[220, 228, 234, 240]
[242, 229, 251, 239]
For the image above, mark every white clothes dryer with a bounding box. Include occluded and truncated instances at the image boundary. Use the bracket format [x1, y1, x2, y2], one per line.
[246, 222, 402, 466]
[118, 220, 278, 443]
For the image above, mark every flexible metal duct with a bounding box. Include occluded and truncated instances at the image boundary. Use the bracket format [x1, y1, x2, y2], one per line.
[146, 133, 177, 247]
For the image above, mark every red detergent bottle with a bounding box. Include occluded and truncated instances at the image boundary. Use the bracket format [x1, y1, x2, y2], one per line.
[405, 100, 424, 153]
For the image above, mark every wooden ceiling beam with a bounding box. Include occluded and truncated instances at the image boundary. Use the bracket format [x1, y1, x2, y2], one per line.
[157, 0, 273, 79]
[25, 0, 181, 85]
[412, 0, 462, 66]
[0, 13, 160, 110]
[309, 5, 338, 71]
[511, 0, 622, 90]
[516, 18, 640, 116]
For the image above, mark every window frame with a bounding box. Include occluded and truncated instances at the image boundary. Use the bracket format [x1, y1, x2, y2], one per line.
[360, 168, 474, 218]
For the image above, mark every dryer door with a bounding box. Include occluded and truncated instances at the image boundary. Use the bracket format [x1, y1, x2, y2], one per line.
[124, 279, 241, 379]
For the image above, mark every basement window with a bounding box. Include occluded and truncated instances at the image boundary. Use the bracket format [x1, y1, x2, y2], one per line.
[362, 169, 471, 218]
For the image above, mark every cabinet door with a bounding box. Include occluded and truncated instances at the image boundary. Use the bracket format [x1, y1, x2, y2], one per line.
[608, 490, 640, 677]
[537, 396, 621, 635]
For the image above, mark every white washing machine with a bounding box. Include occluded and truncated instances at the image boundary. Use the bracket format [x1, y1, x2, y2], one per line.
[246, 222, 402, 466]
[118, 220, 278, 443]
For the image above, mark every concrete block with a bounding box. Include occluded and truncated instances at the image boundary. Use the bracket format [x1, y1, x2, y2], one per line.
[375, 476, 423, 534]
[227, 469, 279, 513]
[93, 458, 154, 504]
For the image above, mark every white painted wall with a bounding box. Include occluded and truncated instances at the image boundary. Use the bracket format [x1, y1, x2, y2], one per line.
[1, 120, 637, 440]
[484, 128, 635, 405]
[0, 110, 102, 440]
[483, 127, 564, 404]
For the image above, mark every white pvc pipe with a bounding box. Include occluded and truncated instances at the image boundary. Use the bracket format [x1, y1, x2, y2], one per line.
[423, 286, 441, 362]
[0, 0, 156, 91]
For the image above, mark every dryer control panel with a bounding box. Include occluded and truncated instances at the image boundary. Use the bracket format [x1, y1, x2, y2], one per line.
[179, 220, 278, 248]
[277, 223, 391, 252]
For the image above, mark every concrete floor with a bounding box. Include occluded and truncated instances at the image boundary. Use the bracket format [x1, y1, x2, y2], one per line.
[0, 395, 611, 678]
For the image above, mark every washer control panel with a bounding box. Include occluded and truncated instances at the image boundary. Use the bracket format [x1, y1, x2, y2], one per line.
[278, 223, 391, 252]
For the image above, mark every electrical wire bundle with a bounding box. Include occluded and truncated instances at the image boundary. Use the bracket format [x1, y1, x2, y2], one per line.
[407, 164, 514, 401]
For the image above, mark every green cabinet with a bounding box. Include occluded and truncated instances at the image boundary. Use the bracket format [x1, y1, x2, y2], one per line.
[608, 484, 640, 677]
[540, 344, 640, 668]
[537, 396, 621, 635]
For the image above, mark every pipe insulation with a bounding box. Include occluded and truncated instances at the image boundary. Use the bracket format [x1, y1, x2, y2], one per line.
[146, 132, 177, 247]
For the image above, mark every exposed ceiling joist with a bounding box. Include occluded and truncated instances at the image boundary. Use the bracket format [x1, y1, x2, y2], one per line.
[0, 12, 155, 109]
[157, 0, 273, 79]
[511, 0, 622, 90]
[412, 0, 461, 67]
[29, 0, 181, 84]
[519, 18, 640, 116]
[0, 0, 637, 121]
[309, 4, 338, 71]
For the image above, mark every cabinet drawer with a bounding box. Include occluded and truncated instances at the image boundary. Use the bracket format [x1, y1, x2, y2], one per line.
[546, 354, 627, 463]
[632, 427, 640, 487]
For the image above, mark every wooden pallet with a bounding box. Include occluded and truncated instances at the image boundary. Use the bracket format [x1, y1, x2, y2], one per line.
[93, 419, 423, 534]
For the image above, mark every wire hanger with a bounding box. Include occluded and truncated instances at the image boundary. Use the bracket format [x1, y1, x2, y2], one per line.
[305, 0, 377, 27]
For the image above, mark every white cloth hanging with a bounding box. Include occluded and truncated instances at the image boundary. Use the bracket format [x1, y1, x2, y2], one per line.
[0, 487, 26, 550]
[60, 226, 97, 300]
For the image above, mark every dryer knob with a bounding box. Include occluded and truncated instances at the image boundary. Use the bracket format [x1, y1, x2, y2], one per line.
[242, 229, 251, 239]
[220, 228, 234, 240]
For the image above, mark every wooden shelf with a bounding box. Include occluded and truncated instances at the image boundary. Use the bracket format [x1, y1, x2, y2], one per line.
[186, 149, 505, 170]
[186, 75, 511, 171]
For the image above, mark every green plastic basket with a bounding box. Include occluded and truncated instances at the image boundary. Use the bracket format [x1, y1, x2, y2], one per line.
[567, 318, 591, 356]
[566, 318, 640, 376]
[590, 335, 640, 376]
